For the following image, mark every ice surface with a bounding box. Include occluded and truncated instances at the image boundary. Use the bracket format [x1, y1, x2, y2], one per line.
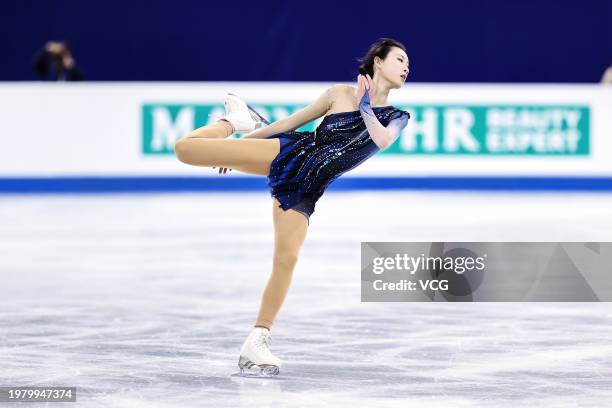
[1, 191, 612, 407]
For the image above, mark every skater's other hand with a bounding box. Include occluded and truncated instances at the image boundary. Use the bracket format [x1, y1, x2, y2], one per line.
[356, 74, 376, 103]
[212, 167, 232, 174]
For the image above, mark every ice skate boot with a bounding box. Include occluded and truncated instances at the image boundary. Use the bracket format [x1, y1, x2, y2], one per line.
[220, 93, 266, 134]
[227, 93, 271, 126]
[237, 327, 281, 377]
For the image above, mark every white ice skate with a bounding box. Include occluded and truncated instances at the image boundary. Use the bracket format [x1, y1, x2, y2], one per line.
[221, 93, 267, 134]
[237, 327, 281, 377]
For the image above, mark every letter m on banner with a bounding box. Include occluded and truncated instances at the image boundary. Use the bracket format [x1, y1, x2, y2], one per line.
[142, 105, 195, 154]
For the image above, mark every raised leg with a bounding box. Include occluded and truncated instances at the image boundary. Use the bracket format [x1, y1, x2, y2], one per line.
[174, 120, 280, 176]
[179, 120, 235, 139]
[254, 198, 309, 330]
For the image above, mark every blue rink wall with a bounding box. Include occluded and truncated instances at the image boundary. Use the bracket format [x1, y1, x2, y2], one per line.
[1, 176, 612, 193]
[1, 82, 611, 193]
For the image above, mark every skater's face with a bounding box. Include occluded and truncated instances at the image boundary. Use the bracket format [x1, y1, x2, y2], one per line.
[374, 47, 409, 89]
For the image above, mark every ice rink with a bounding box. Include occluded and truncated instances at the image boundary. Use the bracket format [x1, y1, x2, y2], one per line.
[2, 191, 612, 407]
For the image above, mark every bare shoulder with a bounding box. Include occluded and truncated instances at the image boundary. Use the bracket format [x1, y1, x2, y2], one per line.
[327, 84, 358, 112]
[328, 83, 355, 96]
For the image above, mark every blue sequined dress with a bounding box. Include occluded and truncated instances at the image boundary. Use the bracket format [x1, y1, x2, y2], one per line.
[265, 106, 410, 224]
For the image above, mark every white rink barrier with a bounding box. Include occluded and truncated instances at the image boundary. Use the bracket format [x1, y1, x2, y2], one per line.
[0, 82, 610, 192]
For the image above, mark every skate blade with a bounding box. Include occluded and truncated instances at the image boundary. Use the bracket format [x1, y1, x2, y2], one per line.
[235, 356, 279, 377]
[231, 366, 280, 378]
[246, 104, 270, 125]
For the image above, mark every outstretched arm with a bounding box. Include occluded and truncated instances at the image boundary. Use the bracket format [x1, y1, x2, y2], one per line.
[242, 86, 334, 139]
[358, 74, 409, 150]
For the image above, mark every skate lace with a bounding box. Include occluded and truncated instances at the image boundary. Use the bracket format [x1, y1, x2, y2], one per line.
[256, 332, 272, 352]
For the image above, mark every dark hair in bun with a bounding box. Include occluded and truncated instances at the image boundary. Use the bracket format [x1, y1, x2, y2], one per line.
[357, 38, 407, 78]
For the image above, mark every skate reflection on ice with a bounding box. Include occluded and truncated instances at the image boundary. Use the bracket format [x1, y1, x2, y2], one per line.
[229, 372, 282, 405]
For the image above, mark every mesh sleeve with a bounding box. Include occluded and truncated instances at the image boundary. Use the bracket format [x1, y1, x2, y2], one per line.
[359, 92, 409, 150]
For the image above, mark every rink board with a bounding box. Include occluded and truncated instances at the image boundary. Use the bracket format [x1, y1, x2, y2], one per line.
[0, 82, 610, 191]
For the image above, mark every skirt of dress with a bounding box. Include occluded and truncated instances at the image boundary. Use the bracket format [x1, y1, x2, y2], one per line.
[265, 130, 318, 224]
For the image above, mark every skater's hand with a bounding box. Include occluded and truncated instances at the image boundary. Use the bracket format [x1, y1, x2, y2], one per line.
[356, 74, 376, 103]
[212, 166, 232, 174]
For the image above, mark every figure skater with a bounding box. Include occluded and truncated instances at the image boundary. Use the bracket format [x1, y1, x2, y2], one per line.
[174, 38, 410, 376]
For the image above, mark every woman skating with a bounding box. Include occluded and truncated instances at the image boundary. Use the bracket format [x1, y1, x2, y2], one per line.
[174, 38, 410, 376]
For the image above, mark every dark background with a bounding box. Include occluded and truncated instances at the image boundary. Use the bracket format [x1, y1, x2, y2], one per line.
[2, 0, 611, 82]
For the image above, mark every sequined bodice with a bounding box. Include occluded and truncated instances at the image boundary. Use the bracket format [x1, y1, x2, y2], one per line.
[312, 106, 398, 167]
[266, 105, 405, 222]
[315, 106, 396, 142]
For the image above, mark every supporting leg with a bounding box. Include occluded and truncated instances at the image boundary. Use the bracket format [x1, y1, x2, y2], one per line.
[254, 198, 309, 329]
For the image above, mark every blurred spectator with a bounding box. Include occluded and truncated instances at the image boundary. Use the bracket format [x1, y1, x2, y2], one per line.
[32, 41, 83, 81]
[601, 62, 612, 85]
